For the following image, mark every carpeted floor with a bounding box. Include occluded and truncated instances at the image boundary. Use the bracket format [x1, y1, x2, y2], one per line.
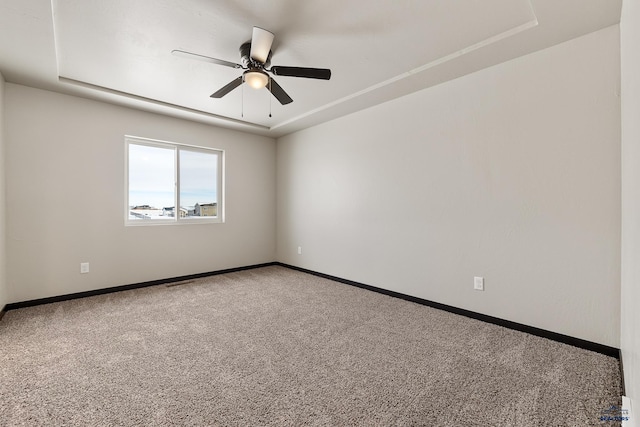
[0, 266, 622, 426]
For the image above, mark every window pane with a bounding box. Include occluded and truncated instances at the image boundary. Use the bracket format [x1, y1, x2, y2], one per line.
[128, 143, 175, 220]
[180, 149, 218, 218]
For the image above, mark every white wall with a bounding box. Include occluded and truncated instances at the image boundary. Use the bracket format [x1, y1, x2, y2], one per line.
[621, 0, 640, 418]
[277, 26, 621, 347]
[5, 85, 276, 303]
[0, 72, 7, 310]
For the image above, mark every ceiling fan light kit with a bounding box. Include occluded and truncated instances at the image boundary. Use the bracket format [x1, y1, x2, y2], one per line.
[173, 26, 331, 106]
[244, 70, 269, 89]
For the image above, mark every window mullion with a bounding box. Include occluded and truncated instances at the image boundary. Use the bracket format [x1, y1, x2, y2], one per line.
[175, 147, 180, 222]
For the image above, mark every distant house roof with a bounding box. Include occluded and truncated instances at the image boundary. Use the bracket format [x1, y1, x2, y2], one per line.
[195, 202, 216, 207]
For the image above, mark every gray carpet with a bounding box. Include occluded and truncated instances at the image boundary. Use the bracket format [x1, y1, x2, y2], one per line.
[0, 266, 622, 426]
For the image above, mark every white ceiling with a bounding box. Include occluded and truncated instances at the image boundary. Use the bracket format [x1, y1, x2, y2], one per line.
[0, 0, 622, 137]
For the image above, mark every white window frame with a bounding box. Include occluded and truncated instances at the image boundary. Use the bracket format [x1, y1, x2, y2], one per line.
[125, 135, 224, 226]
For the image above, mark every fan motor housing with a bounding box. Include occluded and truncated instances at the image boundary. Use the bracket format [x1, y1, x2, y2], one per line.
[240, 41, 271, 68]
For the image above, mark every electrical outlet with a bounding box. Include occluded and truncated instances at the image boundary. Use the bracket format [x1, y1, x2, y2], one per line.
[80, 262, 90, 274]
[474, 276, 484, 291]
[297, 246, 302, 255]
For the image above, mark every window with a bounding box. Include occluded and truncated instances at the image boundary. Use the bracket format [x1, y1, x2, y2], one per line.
[125, 136, 223, 225]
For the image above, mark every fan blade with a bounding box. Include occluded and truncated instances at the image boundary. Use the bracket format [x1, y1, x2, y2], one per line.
[172, 50, 243, 69]
[250, 27, 274, 64]
[270, 66, 331, 80]
[267, 78, 293, 105]
[210, 76, 243, 98]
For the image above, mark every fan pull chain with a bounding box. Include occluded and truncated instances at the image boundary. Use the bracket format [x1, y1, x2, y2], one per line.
[241, 83, 244, 118]
[269, 79, 272, 118]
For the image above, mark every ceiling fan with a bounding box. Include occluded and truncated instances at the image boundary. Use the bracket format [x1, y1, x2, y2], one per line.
[172, 27, 331, 105]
